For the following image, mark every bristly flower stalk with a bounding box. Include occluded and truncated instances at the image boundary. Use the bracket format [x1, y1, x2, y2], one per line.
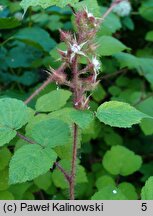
[24, 1, 124, 199]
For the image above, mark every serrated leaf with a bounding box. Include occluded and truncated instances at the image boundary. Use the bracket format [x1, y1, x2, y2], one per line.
[20, 0, 79, 13]
[0, 147, 12, 171]
[9, 144, 57, 184]
[28, 119, 70, 148]
[96, 36, 128, 56]
[15, 27, 56, 52]
[0, 17, 21, 29]
[0, 98, 28, 146]
[141, 177, 153, 200]
[35, 89, 72, 112]
[103, 146, 142, 176]
[91, 185, 127, 200]
[96, 101, 150, 128]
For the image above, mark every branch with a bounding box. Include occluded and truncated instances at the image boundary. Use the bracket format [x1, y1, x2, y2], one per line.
[70, 123, 78, 200]
[24, 63, 67, 105]
[17, 132, 36, 144]
[54, 162, 71, 182]
[24, 76, 53, 105]
[101, 0, 123, 21]
[133, 93, 153, 106]
[69, 56, 79, 200]
[101, 69, 127, 80]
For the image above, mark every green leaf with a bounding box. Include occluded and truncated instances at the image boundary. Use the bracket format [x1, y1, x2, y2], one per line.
[69, 110, 94, 129]
[141, 177, 153, 200]
[136, 97, 153, 117]
[9, 144, 57, 184]
[0, 98, 28, 146]
[92, 84, 106, 102]
[0, 147, 12, 171]
[6, 44, 42, 68]
[75, 0, 100, 16]
[114, 52, 138, 69]
[20, 0, 79, 13]
[146, 31, 153, 41]
[15, 27, 56, 52]
[0, 17, 21, 29]
[139, 0, 153, 22]
[35, 89, 72, 112]
[34, 172, 52, 191]
[9, 182, 32, 199]
[28, 119, 70, 148]
[0, 169, 9, 191]
[96, 36, 128, 56]
[0, 191, 14, 200]
[114, 53, 153, 84]
[102, 146, 142, 176]
[91, 185, 127, 200]
[96, 175, 115, 190]
[140, 119, 153, 135]
[118, 182, 138, 200]
[140, 162, 153, 182]
[96, 101, 150, 128]
[98, 7, 121, 35]
[52, 159, 87, 189]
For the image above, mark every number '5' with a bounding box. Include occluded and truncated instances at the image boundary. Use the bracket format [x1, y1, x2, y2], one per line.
[141, 203, 147, 211]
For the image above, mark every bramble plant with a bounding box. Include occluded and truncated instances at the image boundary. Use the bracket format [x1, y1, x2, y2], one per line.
[1, 0, 153, 200]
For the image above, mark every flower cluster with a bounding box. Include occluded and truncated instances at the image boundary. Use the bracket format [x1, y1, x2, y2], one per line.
[49, 9, 101, 109]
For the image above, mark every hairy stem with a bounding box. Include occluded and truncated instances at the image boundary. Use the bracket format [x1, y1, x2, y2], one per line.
[24, 76, 53, 105]
[69, 56, 79, 200]
[70, 123, 78, 200]
[101, 0, 122, 21]
[54, 162, 71, 182]
[16, 132, 36, 144]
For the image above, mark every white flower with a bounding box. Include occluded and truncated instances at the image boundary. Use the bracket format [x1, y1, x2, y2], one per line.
[91, 56, 101, 82]
[85, 8, 94, 19]
[92, 56, 101, 71]
[112, 0, 132, 17]
[69, 41, 87, 62]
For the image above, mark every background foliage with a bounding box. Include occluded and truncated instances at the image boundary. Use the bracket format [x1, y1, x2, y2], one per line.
[0, 0, 153, 200]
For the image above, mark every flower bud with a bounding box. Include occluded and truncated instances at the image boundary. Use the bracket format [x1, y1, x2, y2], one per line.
[59, 29, 72, 42]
